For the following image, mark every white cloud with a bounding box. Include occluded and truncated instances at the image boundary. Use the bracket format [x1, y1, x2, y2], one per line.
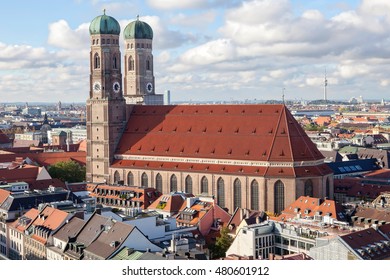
[170, 11, 216, 27]
[48, 20, 90, 50]
[121, 16, 198, 50]
[146, 0, 239, 10]
[168, 39, 236, 72]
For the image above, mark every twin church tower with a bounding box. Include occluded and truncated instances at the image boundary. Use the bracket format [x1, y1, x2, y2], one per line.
[86, 12, 162, 183]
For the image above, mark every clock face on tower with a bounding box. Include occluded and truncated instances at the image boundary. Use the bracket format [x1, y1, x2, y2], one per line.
[113, 81, 120, 93]
[146, 82, 153, 93]
[93, 81, 101, 92]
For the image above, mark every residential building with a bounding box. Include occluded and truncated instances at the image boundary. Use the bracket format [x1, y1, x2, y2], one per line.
[176, 195, 231, 236]
[47, 211, 162, 260]
[148, 192, 193, 218]
[310, 226, 390, 260]
[23, 205, 72, 260]
[87, 183, 161, 210]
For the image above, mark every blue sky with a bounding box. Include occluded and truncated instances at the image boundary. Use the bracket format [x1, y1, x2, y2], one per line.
[1, 0, 390, 103]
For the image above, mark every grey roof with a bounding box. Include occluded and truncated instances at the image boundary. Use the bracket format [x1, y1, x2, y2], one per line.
[321, 150, 343, 162]
[75, 213, 113, 246]
[0, 190, 81, 212]
[327, 158, 380, 175]
[358, 148, 390, 168]
[137, 252, 167, 260]
[83, 220, 135, 259]
[52, 216, 86, 242]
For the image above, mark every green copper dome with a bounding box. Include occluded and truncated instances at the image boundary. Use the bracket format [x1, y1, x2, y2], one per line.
[124, 17, 153, 40]
[89, 12, 120, 35]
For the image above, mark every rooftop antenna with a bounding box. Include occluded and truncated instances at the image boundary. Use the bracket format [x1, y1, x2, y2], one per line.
[324, 67, 328, 102]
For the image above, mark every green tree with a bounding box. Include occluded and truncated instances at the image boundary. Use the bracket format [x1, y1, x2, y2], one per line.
[48, 160, 86, 183]
[209, 227, 234, 259]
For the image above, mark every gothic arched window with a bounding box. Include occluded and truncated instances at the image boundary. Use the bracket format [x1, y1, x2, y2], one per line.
[304, 179, 314, 197]
[141, 172, 148, 187]
[113, 171, 120, 184]
[94, 53, 100, 69]
[233, 178, 242, 210]
[170, 174, 177, 192]
[251, 180, 259, 211]
[128, 56, 134, 71]
[156, 173, 163, 193]
[201, 176, 208, 194]
[274, 180, 285, 214]
[185, 175, 193, 194]
[217, 177, 225, 208]
[127, 172, 134, 186]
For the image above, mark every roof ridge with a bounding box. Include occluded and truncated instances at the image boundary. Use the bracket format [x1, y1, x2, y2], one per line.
[282, 106, 296, 177]
[266, 105, 284, 162]
[286, 108, 319, 160]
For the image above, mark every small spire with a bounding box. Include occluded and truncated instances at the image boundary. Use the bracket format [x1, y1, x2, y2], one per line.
[137, 15, 139, 21]
[103, 8, 106, 15]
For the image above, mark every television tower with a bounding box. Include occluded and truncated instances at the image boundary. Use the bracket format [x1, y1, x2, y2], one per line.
[324, 68, 328, 102]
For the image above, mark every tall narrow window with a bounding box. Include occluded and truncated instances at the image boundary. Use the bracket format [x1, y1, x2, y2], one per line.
[128, 56, 134, 71]
[127, 171, 134, 186]
[146, 57, 151, 70]
[156, 173, 163, 193]
[251, 180, 259, 211]
[304, 179, 313, 197]
[185, 175, 193, 194]
[233, 178, 241, 210]
[113, 55, 118, 69]
[170, 174, 177, 192]
[141, 172, 148, 187]
[113, 171, 120, 184]
[94, 53, 100, 69]
[217, 177, 225, 208]
[274, 180, 285, 214]
[326, 178, 330, 198]
[201, 176, 208, 194]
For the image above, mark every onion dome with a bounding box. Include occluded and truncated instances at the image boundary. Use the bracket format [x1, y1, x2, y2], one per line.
[124, 16, 153, 40]
[89, 10, 120, 35]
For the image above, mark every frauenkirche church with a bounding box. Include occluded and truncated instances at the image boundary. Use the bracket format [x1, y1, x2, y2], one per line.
[86, 12, 334, 214]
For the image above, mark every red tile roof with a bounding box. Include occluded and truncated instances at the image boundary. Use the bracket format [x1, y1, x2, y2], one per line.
[88, 184, 161, 209]
[334, 178, 390, 200]
[32, 206, 69, 230]
[28, 178, 66, 190]
[148, 192, 193, 214]
[0, 131, 11, 144]
[278, 196, 346, 221]
[10, 208, 40, 232]
[0, 164, 40, 183]
[0, 189, 10, 204]
[0, 151, 86, 167]
[340, 228, 390, 260]
[24, 151, 86, 166]
[116, 105, 325, 165]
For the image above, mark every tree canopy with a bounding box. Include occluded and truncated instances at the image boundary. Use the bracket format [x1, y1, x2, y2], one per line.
[209, 227, 234, 259]
[48, 160, 86, 183]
